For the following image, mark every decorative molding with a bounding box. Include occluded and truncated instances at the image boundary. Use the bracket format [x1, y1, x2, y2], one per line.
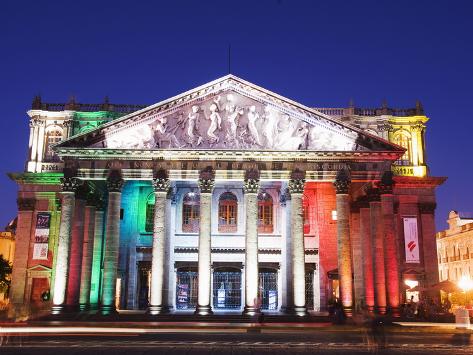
[106, 170, 124, 192]
[243, 168, 260, 194]
[419, 202, 437, 214]
[152, 169, 170, 193]
[198, 166, 215, 193]
[288, 169, 305, 194]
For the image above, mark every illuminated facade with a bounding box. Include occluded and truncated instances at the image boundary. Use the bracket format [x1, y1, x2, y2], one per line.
[437, 211, 473, 283]
[8, 75, 445, 317]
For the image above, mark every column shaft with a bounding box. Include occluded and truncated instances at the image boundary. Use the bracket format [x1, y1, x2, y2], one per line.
[360, 207, 375, 312]
[291, 192, 307, 315]
[381, 194, 400, 316]
[244, 190, 259, 315]
[89, 209, 104, 306]
[196, 191, 212, 314]
[336, 193, 353, 316]
[79, 205, 96, 309]
[149, 190, 168, 314]
[52, 191, 76, 313]
[370, 200, 387, 314]
[101, 190, 122, 314]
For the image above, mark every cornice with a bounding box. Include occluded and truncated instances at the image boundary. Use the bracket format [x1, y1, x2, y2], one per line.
[8, 172, 63, 185]
[393, 176, 447, 188]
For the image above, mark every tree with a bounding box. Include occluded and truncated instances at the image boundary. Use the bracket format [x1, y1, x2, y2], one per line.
[0, 254, 12, 296]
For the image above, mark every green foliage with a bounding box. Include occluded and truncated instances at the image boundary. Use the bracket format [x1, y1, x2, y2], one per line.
[0, 254, 12, 294]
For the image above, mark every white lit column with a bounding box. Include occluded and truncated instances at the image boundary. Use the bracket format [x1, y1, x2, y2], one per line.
[288, 170, 307, 316]
[334, 170, 353, 318]
[52, 177, 80, 314]
[243, 169, 260, 315]
[195, 168, 214, 315]
[148, 170, 170, 315]
[100, 171, 124, 315]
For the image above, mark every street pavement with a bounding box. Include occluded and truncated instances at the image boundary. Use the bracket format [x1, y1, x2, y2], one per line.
[1, 324, 473, 354]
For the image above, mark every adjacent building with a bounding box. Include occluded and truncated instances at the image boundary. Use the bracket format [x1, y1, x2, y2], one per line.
[7, 75, 445, 317]
[437, 211, 473, 283]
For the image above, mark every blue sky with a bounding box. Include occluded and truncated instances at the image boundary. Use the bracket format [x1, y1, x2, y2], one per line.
[1, 0, 472, 229]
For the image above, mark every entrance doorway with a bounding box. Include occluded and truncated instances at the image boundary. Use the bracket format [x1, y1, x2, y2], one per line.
[176, 268, 198, 310]
[259, 268, 278, 311]
[212, 267, 242, 310]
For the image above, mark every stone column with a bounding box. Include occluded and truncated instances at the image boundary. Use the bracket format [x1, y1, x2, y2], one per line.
[359, 200, 375, 313]
[9, 198, 35, 313]
[288, 169, 307, 316]
[379, 172, 400, 317]
[148, 169, 170, 315]
[78, 192, 97, 310]
[333, 169, 353, 317]
[243, 169, 260, 315]
[89, 199, 105, 307]
[368, 186, 387, 314]
[195, 167, 214, 315]
[66, 185, 87, 308]
[52, 177, 80, 314]
[420, 202, 440, 287]
[101, 170, 124, 315]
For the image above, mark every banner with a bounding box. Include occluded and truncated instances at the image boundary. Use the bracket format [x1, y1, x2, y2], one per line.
[33, 212, 50, 260]
[403, 217, 420, 263]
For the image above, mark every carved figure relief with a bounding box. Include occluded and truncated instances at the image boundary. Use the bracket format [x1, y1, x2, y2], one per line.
[102, 90, 356, 151]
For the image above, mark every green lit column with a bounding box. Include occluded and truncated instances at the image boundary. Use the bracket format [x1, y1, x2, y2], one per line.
[52, 176, 81, 314]
[78, 191, 98, 310]
[148, 169, 170, 315]
[101, 171, 124, 315]
[89, 198, 105, 307]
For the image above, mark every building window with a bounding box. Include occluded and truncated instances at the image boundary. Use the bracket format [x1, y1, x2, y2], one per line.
[218, 192, 238, 233]
[182, 192, 200, 233]
[258, 192, 273, 233]
[45, 129, 63, 161]
[393, 131, 411, 164]
[145, 195, 154, 233]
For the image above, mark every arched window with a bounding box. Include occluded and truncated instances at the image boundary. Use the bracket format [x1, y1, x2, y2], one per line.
[393, 131, 411, 164]
[218, 192, 238, 233]
[182, 192, 200, 233]
[45, 128, 63, 161]
[145, 194, 154, 233]
[258, 192, 273, 233]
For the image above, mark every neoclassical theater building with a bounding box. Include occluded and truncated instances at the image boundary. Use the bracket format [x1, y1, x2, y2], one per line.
[8, 75, 445, 317]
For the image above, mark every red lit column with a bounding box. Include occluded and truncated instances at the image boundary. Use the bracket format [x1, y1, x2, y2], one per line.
[379, 172, 400, 317]
[359, 199, 375, 313]
[334, 169, 353, 317]
[368, 186, 387, 314]
[66, 185, 87, 309]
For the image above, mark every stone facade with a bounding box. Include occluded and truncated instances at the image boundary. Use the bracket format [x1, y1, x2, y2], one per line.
[7, 75, 445, 317]
[437, 211, 473, 282]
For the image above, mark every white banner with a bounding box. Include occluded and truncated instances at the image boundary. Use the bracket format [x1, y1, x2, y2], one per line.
[403, 217, 420, 263]
[33, 212, 50, 260]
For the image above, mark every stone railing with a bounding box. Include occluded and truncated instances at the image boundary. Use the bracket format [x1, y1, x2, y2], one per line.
[315, 106, 423, 117]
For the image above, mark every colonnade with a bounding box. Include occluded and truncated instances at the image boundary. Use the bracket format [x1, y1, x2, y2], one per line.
[50, 167, 400, 317]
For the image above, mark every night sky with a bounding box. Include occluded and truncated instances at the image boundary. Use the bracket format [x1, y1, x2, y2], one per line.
[1, 0, 472, 230]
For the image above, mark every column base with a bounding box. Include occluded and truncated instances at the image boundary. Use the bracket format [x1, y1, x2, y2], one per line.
[147, 305, 170, 315]
[390, 307, 401, 318]
[51, 305, 66, 315]
[242, 305, 261, 316]
[79, 303, 90, 312]
[376, 306, 387, 315]
[366, 305, 375, 314]
[194, 305, 213, 316]
[100, 304, 118, 316]
[343, 306, 353, 318]
[285, 306, 308, 317]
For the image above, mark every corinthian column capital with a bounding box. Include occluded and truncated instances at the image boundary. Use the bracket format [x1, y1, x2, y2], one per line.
[244, 169, 260, 194]
[106, 170, 124, 192]
[333, 169, 351, 195]
[60, 177, 82, 192]
[377, 170, 395, 195]
[198, 166, 215, 193]
[153, 168, 170, 193]
[288, 169, 305, 194]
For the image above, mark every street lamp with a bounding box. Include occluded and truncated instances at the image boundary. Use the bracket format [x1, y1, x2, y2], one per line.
[458, 276, 473, 306]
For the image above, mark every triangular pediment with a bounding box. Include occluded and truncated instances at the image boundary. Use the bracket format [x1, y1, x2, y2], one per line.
[56, 75, 401, 153]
